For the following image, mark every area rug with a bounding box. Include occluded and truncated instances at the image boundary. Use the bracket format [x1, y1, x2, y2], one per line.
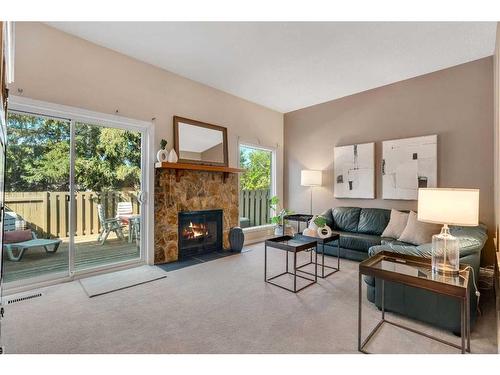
[79, 265, 167, 297]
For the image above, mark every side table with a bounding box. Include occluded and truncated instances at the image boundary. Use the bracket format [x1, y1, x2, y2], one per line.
[296, 233, 340, 278]
[358, 251, 471, 354]
[283, 214, 313, 234]
[265, 235, 318, 293]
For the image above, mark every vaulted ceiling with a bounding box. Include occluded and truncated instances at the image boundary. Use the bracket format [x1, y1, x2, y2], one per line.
[47, 22, 496, 113]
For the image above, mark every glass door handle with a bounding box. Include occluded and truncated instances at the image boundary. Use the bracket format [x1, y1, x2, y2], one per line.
[137, 191, 146, 204]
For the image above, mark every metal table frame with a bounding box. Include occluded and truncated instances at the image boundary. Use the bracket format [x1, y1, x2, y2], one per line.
[265, 235, 318, 293]
[358, 251, 471, 354]
[296, 234, 340, 278]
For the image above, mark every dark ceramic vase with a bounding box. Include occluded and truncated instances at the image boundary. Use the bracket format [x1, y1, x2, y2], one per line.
[229, 227, 244, 252]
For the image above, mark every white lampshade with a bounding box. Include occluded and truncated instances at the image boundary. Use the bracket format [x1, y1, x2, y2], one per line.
[417, 188, 479, 226]
[301, 170, 322, 187]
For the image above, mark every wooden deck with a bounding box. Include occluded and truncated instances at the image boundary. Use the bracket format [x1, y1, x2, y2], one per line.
[3, 234, 140, 283]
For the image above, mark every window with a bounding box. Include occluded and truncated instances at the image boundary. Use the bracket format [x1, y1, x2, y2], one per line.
[238, 144, 275, 229]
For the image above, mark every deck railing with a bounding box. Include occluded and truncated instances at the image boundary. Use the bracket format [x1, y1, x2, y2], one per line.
[4, 191, 140, 239]
[239, 189, 271, 227]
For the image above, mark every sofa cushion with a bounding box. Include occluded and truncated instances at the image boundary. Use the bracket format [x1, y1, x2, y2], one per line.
[357, 208, 391, 235]
[398, 211, 441, 245]
[332, 207, 361, 232]
[338, 231, 381, 252]
[381, 238, 413, 247]
[371, 224, 488, 260]
[381, 209, 409, 239]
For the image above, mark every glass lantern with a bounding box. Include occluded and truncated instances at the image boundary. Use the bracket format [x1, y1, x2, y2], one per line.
[431, 224, 459, 275]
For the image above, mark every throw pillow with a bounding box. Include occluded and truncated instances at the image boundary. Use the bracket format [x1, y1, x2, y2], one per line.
[381, 209, 409, 239]
[397, 211, 441, 245]
[4, 229, 32, 244]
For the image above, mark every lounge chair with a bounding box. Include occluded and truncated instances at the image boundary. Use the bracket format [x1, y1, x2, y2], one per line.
[3, 212, 62, 262]
[97, 204, 125, 245]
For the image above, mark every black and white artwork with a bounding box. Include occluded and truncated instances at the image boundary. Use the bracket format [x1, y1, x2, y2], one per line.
[334, 143, 375, 199]
[382, 135, 437, 200]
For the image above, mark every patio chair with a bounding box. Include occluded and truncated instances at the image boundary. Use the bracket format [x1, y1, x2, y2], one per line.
[97, 204, 125, 245]
[2, 212, 62, 262]
[116, 201, 133, 225]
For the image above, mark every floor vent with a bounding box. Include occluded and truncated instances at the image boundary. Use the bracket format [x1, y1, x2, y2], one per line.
[7, 292, 42, 305]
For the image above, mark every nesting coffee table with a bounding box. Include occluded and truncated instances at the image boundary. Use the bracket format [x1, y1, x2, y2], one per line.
[296, 233, 340, 278]
[264, 235, 318, 293]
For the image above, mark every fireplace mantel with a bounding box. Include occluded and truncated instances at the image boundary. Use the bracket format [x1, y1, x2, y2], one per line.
[155, 162, 245, 183]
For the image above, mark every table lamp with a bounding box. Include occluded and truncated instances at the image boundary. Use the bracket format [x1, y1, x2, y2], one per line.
[417, 188, 479, 275]
[301, 170, 322, 214]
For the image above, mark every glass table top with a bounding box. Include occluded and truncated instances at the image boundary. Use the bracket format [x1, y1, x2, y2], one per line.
[370, 255, 468, 288]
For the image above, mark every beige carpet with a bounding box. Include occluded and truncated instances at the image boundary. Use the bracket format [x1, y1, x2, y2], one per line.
[2, 242, 497, 353]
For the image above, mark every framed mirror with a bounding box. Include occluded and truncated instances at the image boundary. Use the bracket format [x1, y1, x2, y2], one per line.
[174, 116, 228, 167]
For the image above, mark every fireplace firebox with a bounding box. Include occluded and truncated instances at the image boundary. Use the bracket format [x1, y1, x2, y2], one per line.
[178, 209, 223, 258]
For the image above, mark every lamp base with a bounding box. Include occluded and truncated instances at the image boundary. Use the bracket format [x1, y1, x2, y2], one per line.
[431, 224, 460, 276]
[433, 266, 459, 277]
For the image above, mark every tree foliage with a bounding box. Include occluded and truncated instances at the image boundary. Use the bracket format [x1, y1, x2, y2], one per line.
[239, 146, 272, 191]
[6, 113, 141, 192]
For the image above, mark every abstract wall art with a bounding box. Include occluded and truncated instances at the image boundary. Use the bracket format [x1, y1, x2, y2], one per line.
[334, 142, 375, 199]
[382, 135, 437, 200]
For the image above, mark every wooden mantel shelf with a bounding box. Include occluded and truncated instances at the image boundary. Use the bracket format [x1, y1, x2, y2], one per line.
[155, 162, 245, 183]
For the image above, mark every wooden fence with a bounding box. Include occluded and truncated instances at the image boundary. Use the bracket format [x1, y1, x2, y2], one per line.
[4, 191, 140, 239]
[239, 189, 271, 227]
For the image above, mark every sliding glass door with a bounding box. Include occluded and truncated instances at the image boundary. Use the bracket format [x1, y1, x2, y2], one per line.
[2, 108, 146, 286]
[73, 122, 143, 271]
[3, 112, 71, 283]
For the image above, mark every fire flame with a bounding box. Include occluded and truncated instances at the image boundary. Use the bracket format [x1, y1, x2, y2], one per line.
[183, 221, 209, 239]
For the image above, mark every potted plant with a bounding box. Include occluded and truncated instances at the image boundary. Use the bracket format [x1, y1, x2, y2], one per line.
[269, 196, 294, 236]
[313, 215, 327, 229]
[313, 215, 332, 238]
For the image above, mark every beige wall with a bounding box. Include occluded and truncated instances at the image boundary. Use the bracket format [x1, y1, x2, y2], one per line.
[284, 57, 495, 265]
[494, 23, 500, 256]
[495, 23, 500, 355]
[10, 22, 284, 201]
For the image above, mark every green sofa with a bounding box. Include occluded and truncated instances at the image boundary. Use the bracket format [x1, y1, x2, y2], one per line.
[309, 206, 487, 334]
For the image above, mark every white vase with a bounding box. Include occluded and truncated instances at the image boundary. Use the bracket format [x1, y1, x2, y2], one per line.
[167, 149, 178, 163]
[317, 225, 332, 239]
[156, 149, 168, 163]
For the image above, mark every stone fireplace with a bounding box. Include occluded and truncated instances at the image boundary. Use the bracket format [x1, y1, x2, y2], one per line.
[154, 168, 239, 263]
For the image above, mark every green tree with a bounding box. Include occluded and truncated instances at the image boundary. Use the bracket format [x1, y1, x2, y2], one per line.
[239, 147, 271, 191]
[5, 113, 141, 193]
